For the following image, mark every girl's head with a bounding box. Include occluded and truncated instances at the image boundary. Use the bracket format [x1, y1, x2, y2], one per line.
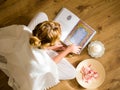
[29, 21, 61, 48]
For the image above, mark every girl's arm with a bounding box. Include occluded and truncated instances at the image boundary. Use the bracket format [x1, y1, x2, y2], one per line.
[52, 44, 81, 63]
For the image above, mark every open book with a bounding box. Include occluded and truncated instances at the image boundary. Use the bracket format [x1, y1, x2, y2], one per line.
[54, 8, 96, 54]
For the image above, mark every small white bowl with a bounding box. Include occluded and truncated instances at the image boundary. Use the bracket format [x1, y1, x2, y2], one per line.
[88, 41, 105, 58]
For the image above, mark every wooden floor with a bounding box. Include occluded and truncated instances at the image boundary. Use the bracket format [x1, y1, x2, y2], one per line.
[0, 0, 120, 90]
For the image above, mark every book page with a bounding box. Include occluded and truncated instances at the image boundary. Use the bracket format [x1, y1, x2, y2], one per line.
[54, 8, 80, 41]
[69, 27, 88, 45]
[64, 20, 96, 49]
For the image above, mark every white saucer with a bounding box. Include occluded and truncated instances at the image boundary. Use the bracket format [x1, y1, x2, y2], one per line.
[76, 59, 105, 89]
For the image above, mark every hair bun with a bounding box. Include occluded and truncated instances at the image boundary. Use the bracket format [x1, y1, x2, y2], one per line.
[29, 36, 41, 47]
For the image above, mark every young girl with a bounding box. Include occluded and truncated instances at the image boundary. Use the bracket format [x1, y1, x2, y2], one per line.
[0, 12, 81, 90]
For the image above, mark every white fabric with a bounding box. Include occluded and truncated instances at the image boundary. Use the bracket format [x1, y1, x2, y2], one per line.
[28, 12, 49, 30]
[0, 12, 76, 90]
[0, 25, 59, 90]
[45, 49, 76, 80]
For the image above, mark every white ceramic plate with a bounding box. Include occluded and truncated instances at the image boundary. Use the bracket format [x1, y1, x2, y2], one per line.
[76, 59, 105, 89]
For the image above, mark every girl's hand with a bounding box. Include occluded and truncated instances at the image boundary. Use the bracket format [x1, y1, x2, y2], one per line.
[52, 44, 82, 63]
[67, 44, 82, 54]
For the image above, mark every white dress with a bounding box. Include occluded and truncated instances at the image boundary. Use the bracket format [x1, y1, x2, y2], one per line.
[0, 12, 76, 90]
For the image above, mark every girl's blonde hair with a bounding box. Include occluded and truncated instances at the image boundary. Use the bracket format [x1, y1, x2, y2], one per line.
[29, 21, 61, 48]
